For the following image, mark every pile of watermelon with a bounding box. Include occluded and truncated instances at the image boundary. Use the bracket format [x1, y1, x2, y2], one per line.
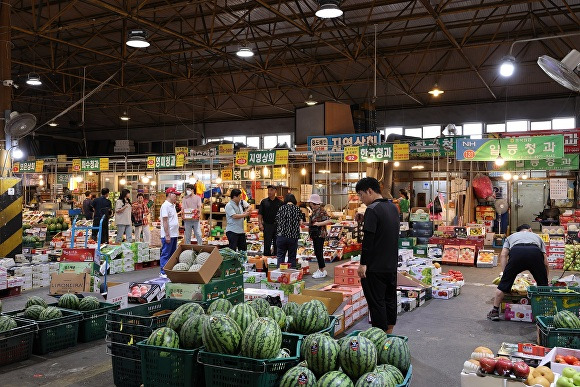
[57, 294, 101, 312]
[280, 326, 411, 386]
[43, 216, 69, 232]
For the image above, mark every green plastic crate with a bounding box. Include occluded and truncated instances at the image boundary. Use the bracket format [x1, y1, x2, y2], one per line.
[111, 352, 142, 387]
[537, 316, 580, 349]
[198, 332, 301, 387]
[282, 315, 338, 344]
[528, 286, 580, 318]
[50, 301, 119, 342]
[137, 340, 204, 387]
[5, 308, 82, 355]
[0, 316, 36, 366]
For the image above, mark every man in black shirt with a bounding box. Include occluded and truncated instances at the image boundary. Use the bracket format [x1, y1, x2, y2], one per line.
[258, 185, 283, 256]
[356, 177, 400, 334]
[90, 188, 112, 245]
[82, 191, 94, 220]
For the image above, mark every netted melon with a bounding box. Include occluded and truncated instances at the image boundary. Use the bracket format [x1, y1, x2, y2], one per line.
[188, 264, 202, 272]
[195, 252, 211, 265]
[179, 250, 195, 266]
[172, 262, 190, 271]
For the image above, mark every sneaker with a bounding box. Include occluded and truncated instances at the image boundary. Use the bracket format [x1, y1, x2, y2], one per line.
[487, 309, 500, 321]
[159, 273, 167, 278]
[312, 269, 327, 279]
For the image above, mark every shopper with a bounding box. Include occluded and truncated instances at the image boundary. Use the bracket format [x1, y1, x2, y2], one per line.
[132, 193, 146, 242]
[275, 194, 303, 269]
[160, 187, 181, 277]
[308, 194, 333, 279]
[115, 189, 133, 243]
[182, 184, 203, 245]
[258, 185, 283, 256]
[398, 189, 410, 221]
[355, 177, 400, 334]
[90, 188, 112, 245]
[82, 191, 94, 220]
[225, 189, 250, 251]
[487, 224, 549, 321]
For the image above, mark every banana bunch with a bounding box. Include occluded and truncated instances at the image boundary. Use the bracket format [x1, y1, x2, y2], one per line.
[511, 277, 533, 293]
[492, 275, 502, 285]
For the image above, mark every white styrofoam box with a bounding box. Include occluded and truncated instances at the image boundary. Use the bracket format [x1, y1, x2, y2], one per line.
[244, 287, 285, 302]
[14, 266, 33, 275]
[0, 279, 7, 290]
[540, 347, 580, 375]
[32, 273, 51, 280]
[31, 254, 49, 263]
[122, 257, 135, 266]
[149, 248, 161, 259]
[32, 264, 50, 273]
[1, 258, 17, 268]
[7, 276, 24, 287]
[0, 266, 6, 276]
[244, 272, 267, 283]
[397, 303, 403, 314]
[460, 371, 559, 387]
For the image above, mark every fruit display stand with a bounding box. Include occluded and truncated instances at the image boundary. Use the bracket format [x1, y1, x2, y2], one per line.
[197, 332, 301, 387]
[0, 317, 36, 366]
[137, 340, 205, 387]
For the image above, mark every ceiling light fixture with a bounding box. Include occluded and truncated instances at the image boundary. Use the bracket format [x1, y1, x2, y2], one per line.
[48, 121, 58, 127]
[315, 0, 343, 19]
[512, 174, 519, 180]
[215, 177, 222, 184]
[151, 180, 157, 186]
[319, 169, 331, 174]
[119, 177, 127, 185]
[521, 173, 528, 180]
[301, 167, 307, 176]
[26, 73, 42, 86]
[250, 169, 256, 180]
[411, 165, 425, 169]
[428, 84, 444, 97]
[499, 55, 516, 77]
[305, 95, 317, 106]
[394, 161, 400, 167]
[263, 166, 270, 177]
[126, 29, 150, 48]
[236, 45, 254, 58]
[120, 111, 130, 121]
[38, 179, 44, 186]
[281, 167, 286, 176]
[142, 176, 150, 184]
[11, 140, 23, 160]
[495, 154, 505, 166]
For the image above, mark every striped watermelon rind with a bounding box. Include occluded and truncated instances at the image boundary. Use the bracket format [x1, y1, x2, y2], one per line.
[146, 327, 180, 348]
[379, 337, 410, 374]
[317, 371, 355, 387]
[339, 336, 377, 381]
[360, 327, 387, 353]
[0, 315, 17, 333]
[24, 304, 46, 320]
[58, 293, 80, 310]
[26, 296, 48, 309]
[202, 314, 243, 355]
[266, 306, 287, 329]
[355, 372, 389, 387]
[282, 301, 299, 318]
[38, 306, 63, 321]
[240, 317, 282, 359]
[294, 300, 330, 334]
[249, 298, 270, 317]
[375, 364, 404, 385]
[279, 365, 317, 387]
[180, 314, 208, 349]
[208, 298, 233, 315]
[167, 302, 205, 333]
[78, 296, 100, 311]
[554, 310, 580, 329]
[304, 333, 340, 377]
[227, 303, 258, 331]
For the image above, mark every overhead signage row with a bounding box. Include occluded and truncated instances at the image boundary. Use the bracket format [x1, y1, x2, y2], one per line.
[147, 155, 185, 169]
[235, 150, 288, 166]
[489, 154, 579, 171]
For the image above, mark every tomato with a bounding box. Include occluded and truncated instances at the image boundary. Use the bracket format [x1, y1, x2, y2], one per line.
[557, 358, 568, 363]
[564, 355, 578, 364]
[556, 355, 566, 362]
[573, 361, 580, 366]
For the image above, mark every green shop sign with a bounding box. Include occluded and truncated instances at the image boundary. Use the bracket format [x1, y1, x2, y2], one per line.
[456, 135, 564, 161]
[409, 137, 466, 158]
[490, 154, 579, 171]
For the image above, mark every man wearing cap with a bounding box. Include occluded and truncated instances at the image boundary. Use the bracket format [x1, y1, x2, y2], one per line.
[160, 187, 181, 277]
[225, 188, 250, 251]
[487, 224, 549, 321]
[258, 185, 283, 256]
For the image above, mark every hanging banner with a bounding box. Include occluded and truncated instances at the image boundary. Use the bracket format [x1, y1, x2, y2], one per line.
[221, 169, 233, 181]
[13, 160, 43, 173]
[505, 129, 580, 154]
[344, 146, 360, 162]
[489, 154, 580, 171]
[57, 155, 67, 163]
[235, 150, 289, 166]
[71, 158, 109, 172]
[190, 146, 217, 157]
[272, 167, 286, 180]
[393, 144, 410, 160]
[361, 144, 392, 162]
[175, 147, 189, 158]
[456, 135, 564, 161]
[409, 137, 465, 158]
[219, 144, 234, 155]
[234, 169, 263, 180]
[72, 159, 81, 172]
[146, 155, 185, 169]
[275, 150, 289, 165]
[235, 151, 249, 166]
[307, 133, 380, 152]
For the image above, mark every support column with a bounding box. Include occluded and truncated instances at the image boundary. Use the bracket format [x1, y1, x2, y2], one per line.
[0, 1, 12, 177]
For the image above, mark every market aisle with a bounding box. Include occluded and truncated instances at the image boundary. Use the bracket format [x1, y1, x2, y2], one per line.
[0, 264, 558, 386]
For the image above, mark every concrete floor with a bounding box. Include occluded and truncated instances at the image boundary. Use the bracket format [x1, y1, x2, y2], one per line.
[0, 262, 561, 386]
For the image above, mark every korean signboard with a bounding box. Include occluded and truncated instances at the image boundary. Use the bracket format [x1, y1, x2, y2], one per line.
[190, 147, 217, 157]
[235, 150, 289, 166]
[221, 169, 233, 181]
[343, 144, 410, 163]
[489, 154, 580, 171]
[57, 174, 72, 184]
[307, 133, 380, 152]
[456, 135, 564, 161]
[409, 137, 465, 158]
[505, 129, 580, 154]
[72, 158, 109, 172]
[147, 155, 185, 169]
[13, 160, 43, 173]
[218, 144, 234, 155]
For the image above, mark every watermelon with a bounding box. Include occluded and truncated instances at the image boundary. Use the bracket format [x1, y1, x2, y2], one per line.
[39, 306, 63, 321]
[208, 298, 233, 315]
[360, 327, 387, 353]
[241, 317, 282, 359]
[249, 298, 271, 317]
[317, 371, 354, 387]
[554, 310, 580, 329]
[58, 293, 80, 310]
[24, 305, 46, 320]
[280, 365, 317, 387]
[0, 315, 17, 332]
[355, 372, 389, 387]
[301, 332, 328, 359]
[195, 252, 210, 265]
[26, 296, 48, 309]
[378, 337, 410, 374]
[227, 303, 258, 331]
[294, 300, 330, 334]
[285, 315, 294, 332]
[180, 314, 207, 349]
[339, 336, 377, 380]
[78, 296, 100, 311]
[375, 364, 405, 385]
[146, 327, 180, 349]
[277, 348, 291, 358]
[282, 301, 299, 318]
[304, 333, 340, 377]
[179, 250, 195, 266]
[172, 262, 190, 271]
[266, 306, 287, 329]
[167, 302, 205, 333]
[0, 299, 2, 313]
[202, 314, 243, 355]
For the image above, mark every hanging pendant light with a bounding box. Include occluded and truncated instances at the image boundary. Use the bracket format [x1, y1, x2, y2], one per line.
[126, 29, 150, 48]
[236, 45, 254, 58]
[428, 84, 444, 97]
[120, 111, 130, 121]
[26, 73, 42, 86]
[305, 95, 317, 106]
[315, 0, 343, 18]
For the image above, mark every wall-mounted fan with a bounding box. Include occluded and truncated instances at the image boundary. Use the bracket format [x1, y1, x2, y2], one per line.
[537, 49, 580, 92]
[4, 111, 37, 139]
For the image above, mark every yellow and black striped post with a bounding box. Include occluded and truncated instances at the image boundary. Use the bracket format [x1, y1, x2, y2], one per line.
[0, 178, 22, 257]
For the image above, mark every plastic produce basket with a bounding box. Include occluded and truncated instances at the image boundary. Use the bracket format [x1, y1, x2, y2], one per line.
[537, 316, 580, 349]
[137, 340, 204, 387]
[107, 299, 206, 337]
[111, 352, 142, 387]
[528, 286, 580, 318]
[50, 302, 119, 342]
[0, 316, 36, 366]
[198, 332, 301, 387]
[5, 308, 82, 355]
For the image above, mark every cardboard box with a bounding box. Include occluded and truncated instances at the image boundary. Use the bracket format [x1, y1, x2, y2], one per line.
[164, 244, 223, 284]
[165, 280, 225, 302]
[128, 283, 162, 304]
[261, 280, 305, 296]
[539, 347, 580, 375]
[105, 281, 129, 309]
[243, 272, 267, 283]
[267, 269, 302, 284]
[333, 313, 345, 336]
[214, 259, 244, 280]
[334, 275, 362, 286]
[334, 262, 360, 277]
[244, 287, 285, 302]
[431, 287, 453, 299]
[49, 272, 92, 295]
[504, 303, 533, 322]
[288, 289, 344, 314]
[320, 284, 363, 305]
[517, 343, 550, 357]
[59, 261, 99, 275]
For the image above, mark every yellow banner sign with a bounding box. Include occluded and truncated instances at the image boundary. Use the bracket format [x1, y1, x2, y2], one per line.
[235, 151, 249, 167]
[72, 159, 81, 172]
[275, 150, 289, 165]
[219, 144, 234, 155]
[57, 154, 67, 163]
[100, 158, 109, 171]
[393, 144, 410, 161]
[175, 147, 188, 157]
[35, 160, 44, 173]
[344, 146, 360, 163]
[273, 167, 286, 180]
[221, 169, 233, 181]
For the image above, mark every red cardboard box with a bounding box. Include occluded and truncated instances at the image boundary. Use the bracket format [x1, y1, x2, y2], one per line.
[334, 262, 360, 277]
[334, 275, 362, 286]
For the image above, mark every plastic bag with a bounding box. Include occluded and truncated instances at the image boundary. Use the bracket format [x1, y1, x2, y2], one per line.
[472, 173, 494, 200]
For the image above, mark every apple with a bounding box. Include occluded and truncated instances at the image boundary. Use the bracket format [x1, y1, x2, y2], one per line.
[512, 361, 530, 378]
[563, 367, 578, 379]
[573, 373, 580, 386]
[495, 358, 513, 376]
[479, 357, 497, 373]
[556, 376, 575, 387]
